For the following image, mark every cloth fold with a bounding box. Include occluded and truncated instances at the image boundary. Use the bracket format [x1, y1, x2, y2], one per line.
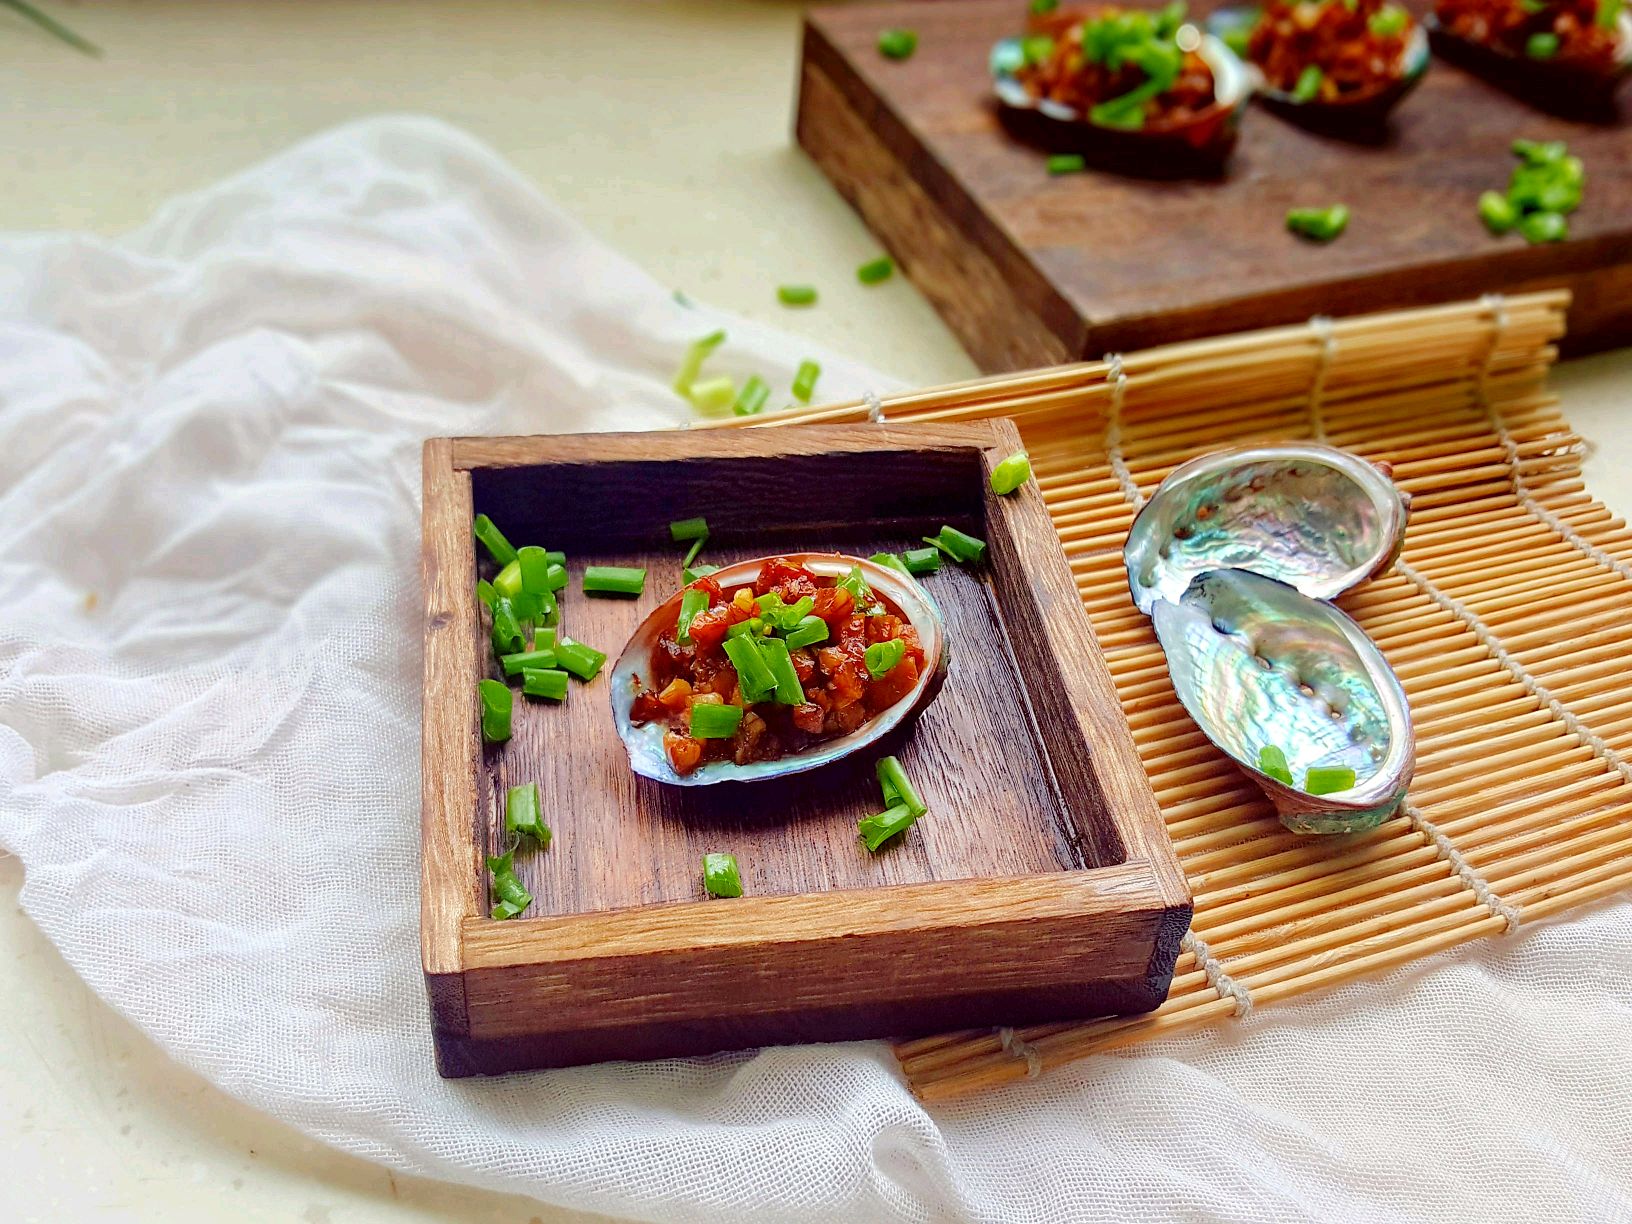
[1, 117, 1629, 1224]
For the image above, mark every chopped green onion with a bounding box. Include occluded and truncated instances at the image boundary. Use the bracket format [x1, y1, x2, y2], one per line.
[505, 782, 551, 846]
[792, 359, 821, 404]
[1291, 64, 1324, 103]
[722, 634, 777, 701]
[544, 563, 569, 592]
[479, 679, 513, 743]
[487, 851, 531, 917]
[857, 256, 894, 285]
[1478, 190, 1518, 235]
[903, 547, 942, 576]
[870, 552, 911, 577]
[1513, 138, 1566, 165]
[690, 702, 744, 739]
[522, 668, 570, 701]
[1599, 0, 1622, 29]
[501, 641, 558, 676]
[475, 579, 498, 611]
[1368, 4, 1409, 35]
[544, 549, 566, 567]
[876, 755, 928, 817]
[702, 851, 743, 897]
[555, 636, 606, 682]
[683, 534, 708, 568]
[583, 565, 646, 597]
[858, 804, 918, 852]
[1257, 744, 1295, 786]
[1286, 204, 1350, 243]
[1518, 0, 1548, 9]
[1221, 26, 1251, 56]
[773, 595, 815, 630]
[925, 525, 988, 566]
[727, 616, 766, 639]
[509, 589, 542, 624]
[784, 615, 829, 650]
[673, 328, 727, 397]
[757, 636, 806, 705]
[677, 588, 710, 645]
[689, 375, 738, 417]
[1047, 154, 1086, 176]
[836, 564, 873, 606]
[735, 374, 771, 416]
[990, 450, 1032, 495]
[878, 28, 917, 60]
[491, 598, 526, 657]
[1519, 210, 1567, 243]
[864, 638, 906, 680]
[1021, 33, 1056, 64]
[1304, 765, 1357, 795]
[683, 563, 720, 584]
[1525, 32, 1559, 58]
[536, 588, 561, 629]
[1029, 0, 1059, 12]
[670, 516, 710, 542]
[472, 514, 518, 566]
[515, 545, 548, 594]
[777, 285, 818, 307]
[494, 559, 523, 601]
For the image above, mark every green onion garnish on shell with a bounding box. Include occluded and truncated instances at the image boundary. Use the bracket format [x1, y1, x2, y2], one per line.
[1257, 744, 1295, 786]
[758, 636, 807, 705]
[677, 587, 710, 645]
[865, 638, 906, 680]
[870, 552, 911, 576]
[784, 615, 829, 650]
[690, 702, 744, 739]
[1304, 765, 1357, 795]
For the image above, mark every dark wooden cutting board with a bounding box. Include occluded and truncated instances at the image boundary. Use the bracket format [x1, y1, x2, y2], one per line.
[799, 0, 1632, 371]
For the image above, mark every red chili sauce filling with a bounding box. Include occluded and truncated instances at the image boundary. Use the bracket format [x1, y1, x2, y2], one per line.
[1017, 5, 1220, 125]
[1434, 0, 1620, 72]
[628, 557, 927, 776]
[1248, 0, 1415, 99]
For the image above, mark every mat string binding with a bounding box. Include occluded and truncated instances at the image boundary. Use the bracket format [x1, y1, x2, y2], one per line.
[997, 1027, 1044, 1078]
[1183, 931, 1253, 1018]
[863, 389, 887, 424]
[1476, 294, 1632, 588]
[1102, 353, 1145, 510]
[1404, 803, 1523, 934]
[1307, 315, 1336, 445]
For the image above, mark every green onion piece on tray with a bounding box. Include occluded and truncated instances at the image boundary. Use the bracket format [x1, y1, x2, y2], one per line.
[490, 598, 526, 657]
[472, 514, 518, 566]
[475, 579, 498, 611]
[858, 804, 918, 852]
[865, 638, 906, 680]
[537, 588, 561, 629]
[494, 559, 523, 600]
[1286, 204, 1350, 243]
[479, 679, 513, 743]
[1304, 765, 1357, 795]
[510, 589, 542, 624]
[487, 851, 532, 918]
[683, 563, 720, 584]
[1519, 210, 1567, 244]
[925, 525, 988, 566]
[1047, 154, 1086, 176]
[543, 563, 569, 592]
[683, 534, 709, 568]
[522, 668, 569, 701]
[734, 374, 771, 416]
[1479, 190, 1518, 234]
[777, 285, 818, 307]
[677, 588, 710, 645]
[878, 27, 917, 59]
[670, 516, 709, 542]
[674, 328, 727, 397]
[501, 634, 558, 674]
[544, 549, 566, 567]
[1525, 31, 1559, 58]
[555, 637, 607, 682]
[727, 617, 765, 640]
[1291, 64, 1324, 103]
[758, 636, 806, 705]
[1257, 744, 1295, 785]
[791, 359, 821, 404]
[583, 565, 646, 597]
[784, 615, 829, 650]
[517, 546, 550, 594]
[990, 450, 1032, 495]
[690, 702, 744, 739]
[857, 256, 894, 285]
[903, 547, 942, 575]
[870, 552, 911, 576]
[505, 782, 551, 846]
[702, 851, 744, 897]
[876, 755, 928, 817]
[689, 374, 738, 417]
[723, 634, 777, 700]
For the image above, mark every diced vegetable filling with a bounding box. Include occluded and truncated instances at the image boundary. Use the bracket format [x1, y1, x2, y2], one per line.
[628, 557, 927, 775]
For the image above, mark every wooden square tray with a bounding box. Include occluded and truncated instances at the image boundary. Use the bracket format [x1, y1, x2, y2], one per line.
[420, 422, 1189, 1075]
[797, 0, 1632, 371]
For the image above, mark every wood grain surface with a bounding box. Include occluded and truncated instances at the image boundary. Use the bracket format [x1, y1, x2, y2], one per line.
[799, 0, 1632, 370]
[422, 422, 1189, 1072]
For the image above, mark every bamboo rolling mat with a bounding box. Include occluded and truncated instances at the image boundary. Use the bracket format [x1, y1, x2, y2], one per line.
[715, 289, 1632, 1100]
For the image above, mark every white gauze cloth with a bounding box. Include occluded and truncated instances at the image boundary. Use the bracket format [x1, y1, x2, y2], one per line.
[2, 117, 1630, 1224]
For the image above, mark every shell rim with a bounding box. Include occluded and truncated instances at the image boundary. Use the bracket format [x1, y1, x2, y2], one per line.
[608, 553, 946, 787]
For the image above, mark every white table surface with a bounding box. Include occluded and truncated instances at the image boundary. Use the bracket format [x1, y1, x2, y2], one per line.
[1, 2, 1625, 1221]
